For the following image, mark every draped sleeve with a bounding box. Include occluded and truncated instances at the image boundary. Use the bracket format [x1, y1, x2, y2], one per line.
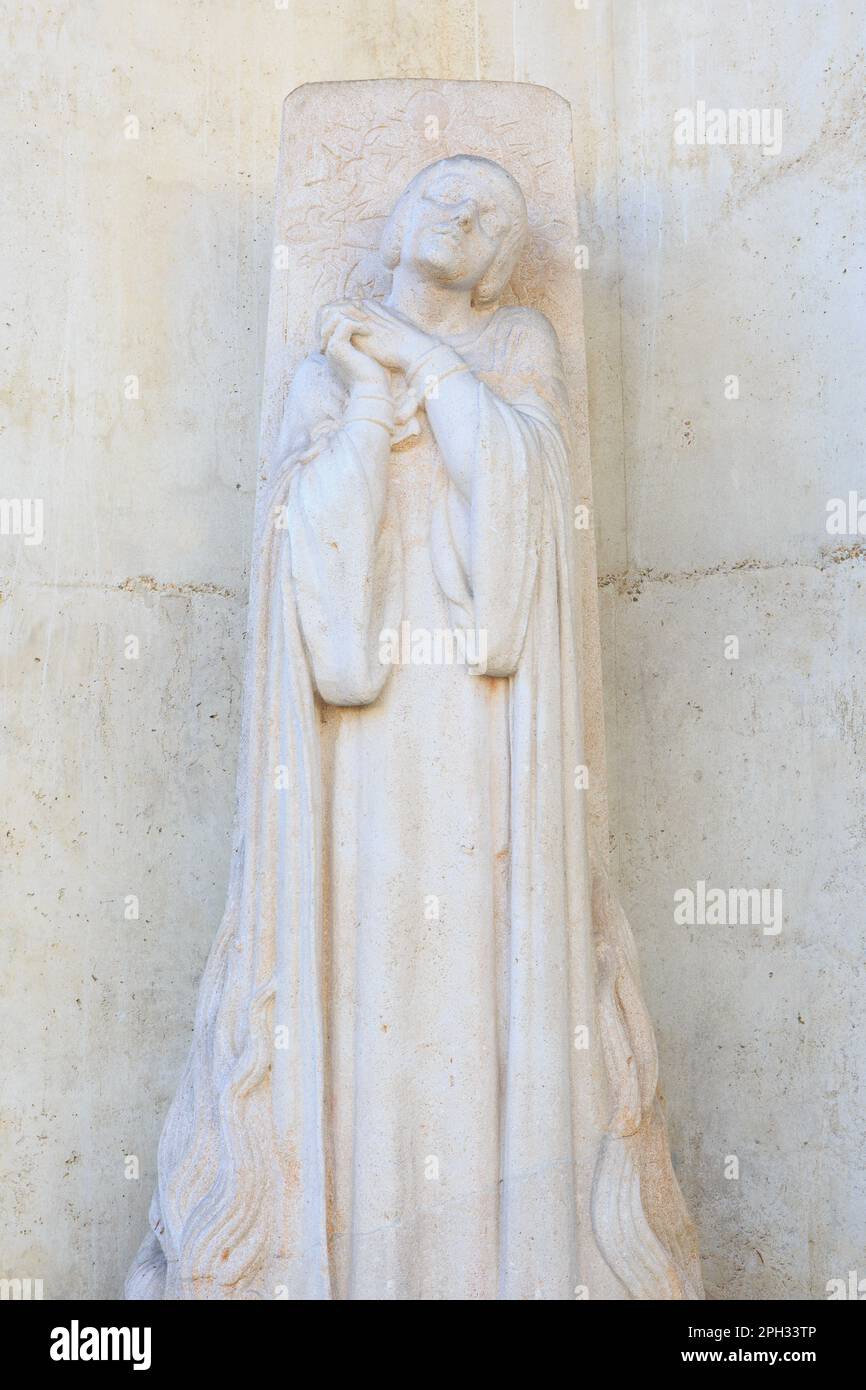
[272, 353, 402, 707]
[430, 308, 573, 678]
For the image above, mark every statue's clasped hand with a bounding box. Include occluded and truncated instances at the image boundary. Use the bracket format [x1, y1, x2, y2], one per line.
[320, 299, 438, 439]
[321, 299, 436, 375]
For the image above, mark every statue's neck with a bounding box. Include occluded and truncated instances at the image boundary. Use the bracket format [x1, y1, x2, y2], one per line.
[386, 266, 487, 339]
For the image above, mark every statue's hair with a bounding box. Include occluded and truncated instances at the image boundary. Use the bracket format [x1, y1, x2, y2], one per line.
[380, 155, 528, 306]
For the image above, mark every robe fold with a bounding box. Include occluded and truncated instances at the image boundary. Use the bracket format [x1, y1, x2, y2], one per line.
[126, 305, 703, 1301]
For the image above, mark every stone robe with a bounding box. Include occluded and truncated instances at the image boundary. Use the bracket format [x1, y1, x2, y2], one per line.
[126, 304, 703, 1301]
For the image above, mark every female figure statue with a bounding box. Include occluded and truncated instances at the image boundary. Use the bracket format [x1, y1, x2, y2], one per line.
[127, 156, 702, 1301]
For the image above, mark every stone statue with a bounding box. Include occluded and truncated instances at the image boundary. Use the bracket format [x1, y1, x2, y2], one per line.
[126, 84, 702, 1301]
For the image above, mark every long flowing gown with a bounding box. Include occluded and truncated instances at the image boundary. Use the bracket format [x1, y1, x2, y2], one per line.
[126, 304, 703, 1301]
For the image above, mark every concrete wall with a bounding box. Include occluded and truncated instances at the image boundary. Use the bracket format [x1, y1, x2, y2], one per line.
[1, 0, 863, 1299]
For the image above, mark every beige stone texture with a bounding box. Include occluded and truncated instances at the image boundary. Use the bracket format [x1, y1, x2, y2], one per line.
[1, 0, 863, 1299]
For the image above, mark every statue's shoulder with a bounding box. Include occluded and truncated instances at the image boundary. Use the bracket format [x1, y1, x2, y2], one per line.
[491, 304, 557, 336]
[284, 350, 344, 424]
[275, 351, 345, 461]
[289, 350, 343, 400]
[487, 305, 563, 373]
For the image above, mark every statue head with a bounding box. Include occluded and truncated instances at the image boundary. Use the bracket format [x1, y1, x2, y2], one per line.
[380, 155, 528, 306]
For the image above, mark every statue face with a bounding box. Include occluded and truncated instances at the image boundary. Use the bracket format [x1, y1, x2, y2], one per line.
[397, 164, 508, 292]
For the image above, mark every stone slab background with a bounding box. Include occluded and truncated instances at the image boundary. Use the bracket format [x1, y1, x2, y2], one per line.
[1, 0, 863, 1299]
